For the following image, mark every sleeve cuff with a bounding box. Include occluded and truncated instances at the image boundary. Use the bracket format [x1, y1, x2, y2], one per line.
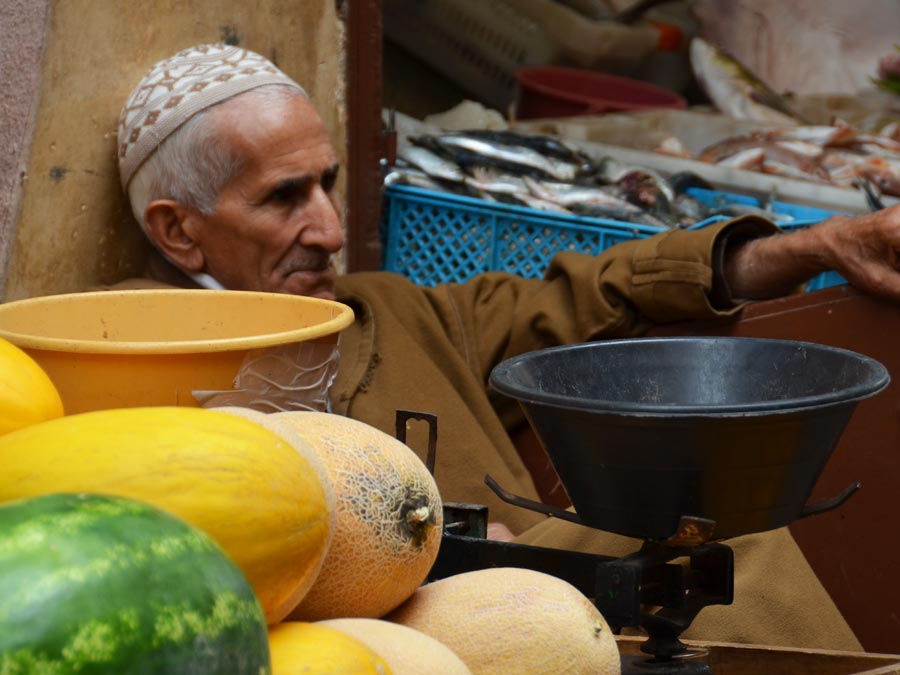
[709, 216, 784, 308]
[630, 216, 782, 322]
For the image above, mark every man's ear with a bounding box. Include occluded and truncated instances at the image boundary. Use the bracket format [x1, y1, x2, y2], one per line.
[144, 200, 206, 273]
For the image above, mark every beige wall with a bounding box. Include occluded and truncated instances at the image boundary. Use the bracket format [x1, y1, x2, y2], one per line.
[2, 0, 346, 301]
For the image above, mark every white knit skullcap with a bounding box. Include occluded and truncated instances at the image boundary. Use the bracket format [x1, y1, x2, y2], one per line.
[118, 43, 305, 189]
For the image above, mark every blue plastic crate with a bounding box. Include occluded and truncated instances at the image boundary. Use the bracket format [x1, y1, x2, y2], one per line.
[382, 185, 665, 285]
[382, 184, 848, 291]
[684, 187, 838, 225]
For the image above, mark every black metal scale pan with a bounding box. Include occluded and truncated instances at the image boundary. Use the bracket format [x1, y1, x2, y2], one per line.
[426, 336, 889, 674]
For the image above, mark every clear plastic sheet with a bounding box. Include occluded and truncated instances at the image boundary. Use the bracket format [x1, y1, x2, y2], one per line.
[192, 339, 340, 413]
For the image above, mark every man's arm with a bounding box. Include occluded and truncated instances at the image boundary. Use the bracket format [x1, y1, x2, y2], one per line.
[725, 204, 900, 301]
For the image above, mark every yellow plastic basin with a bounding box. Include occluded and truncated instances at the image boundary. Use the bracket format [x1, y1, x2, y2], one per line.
[0, 289, 354, 414]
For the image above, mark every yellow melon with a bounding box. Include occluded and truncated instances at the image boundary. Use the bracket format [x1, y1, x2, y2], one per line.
[273, 411, 442, 621]
[214, 405, 335, 512]
[319, 618, 472, 675]
[269, 621, 392, 675]
[0, 406, 331, 624]
[387, 567, 620, 675]
[0, 337, 64, 435]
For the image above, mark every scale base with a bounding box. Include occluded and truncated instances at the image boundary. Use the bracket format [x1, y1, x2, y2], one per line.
[622, 653, 712, 675]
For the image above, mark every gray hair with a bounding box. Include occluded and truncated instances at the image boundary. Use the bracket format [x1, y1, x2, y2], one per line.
[127, 84, 307, 231]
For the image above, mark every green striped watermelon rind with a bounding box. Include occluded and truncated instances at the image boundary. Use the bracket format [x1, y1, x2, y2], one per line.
[0, 492, 271, 675]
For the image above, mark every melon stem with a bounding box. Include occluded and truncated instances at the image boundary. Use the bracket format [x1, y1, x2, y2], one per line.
[399, 495, 435, 548]
[407, 506, 430, 525]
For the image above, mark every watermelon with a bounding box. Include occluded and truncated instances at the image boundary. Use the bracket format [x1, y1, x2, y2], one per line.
[0, 493, 271, 674]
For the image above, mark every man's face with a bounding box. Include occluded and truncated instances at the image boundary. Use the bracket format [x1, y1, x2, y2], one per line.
[187, 93, 345, 299]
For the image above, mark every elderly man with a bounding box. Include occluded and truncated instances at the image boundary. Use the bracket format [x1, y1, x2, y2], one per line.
[113, 44, 900, 650]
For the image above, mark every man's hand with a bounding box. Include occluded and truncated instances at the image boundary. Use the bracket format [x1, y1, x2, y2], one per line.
[487, 522, 516, 542]
[725, 204, 900, 302]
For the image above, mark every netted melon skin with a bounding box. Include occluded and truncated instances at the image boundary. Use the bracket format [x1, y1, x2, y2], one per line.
[388, 567, 621, 675]
[276, 412, 443, 621]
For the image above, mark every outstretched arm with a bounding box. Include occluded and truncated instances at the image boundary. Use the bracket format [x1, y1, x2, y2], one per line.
[725, 204, 900, 301]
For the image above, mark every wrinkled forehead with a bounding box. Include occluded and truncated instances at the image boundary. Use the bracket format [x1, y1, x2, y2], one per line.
[210, 93, 339, 186]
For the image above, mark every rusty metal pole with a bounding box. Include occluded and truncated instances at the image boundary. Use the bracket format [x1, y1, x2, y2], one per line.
[345, 0, 385, 273]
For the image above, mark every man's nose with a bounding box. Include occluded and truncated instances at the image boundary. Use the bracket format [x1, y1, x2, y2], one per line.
[300, 187, 345, 253]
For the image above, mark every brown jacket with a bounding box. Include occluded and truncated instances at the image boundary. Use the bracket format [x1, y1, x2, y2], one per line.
[330, 220, 763, 533]
[111, 218, 861, 650]
[327, 219, 860, 651]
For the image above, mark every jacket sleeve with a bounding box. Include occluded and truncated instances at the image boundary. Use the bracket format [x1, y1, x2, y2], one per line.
[430, 216, 782, 381]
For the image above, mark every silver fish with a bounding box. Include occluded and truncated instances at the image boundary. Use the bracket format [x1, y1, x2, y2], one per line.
[689, 37, 804, 125]
[593, 157, 676, 204]
[574, 205, 671, 228]
[510, 193, 573, 214]
[522, 176, 646, 214]
[711, 203, 792, 222]
[384, 167, 446, 191]
[423, 134, 580, 182]
[464, 167, 530, 196]
[397, 145, 466, 183]
[450, 129, 592, 168]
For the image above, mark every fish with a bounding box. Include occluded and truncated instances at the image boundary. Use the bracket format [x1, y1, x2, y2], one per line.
[759, 123, 857, 147]
[384, 167, 447, 191]
[856, 176, 886, 212]
[772, 140, 826, 158]
[572, 204, 670, 228]
[850, 134, 900, 159]
[759, 158, 832, 183]
[615, 169, 675, 211]
[453, 129, 593, 168]
[464, 167, 530, 197]
[715, 147, 766, 171]
[508, 193, 573, 214]
[689, 37, 805, 125]
[855, 156, 900, 196]
[709, 203, 791, 221]
[671, 193, 711, 225]
[397, 145, 466, 184]
[411, 133, 581, 182]
[698, 137, 831, 181]
[387, 128, 831, 228]
[880, 121, 900, 141]
[814, 149, 872, 186]
[522, 176, 635, 208]
[655, 136, 693, 158]
[666, 171, 716, 194]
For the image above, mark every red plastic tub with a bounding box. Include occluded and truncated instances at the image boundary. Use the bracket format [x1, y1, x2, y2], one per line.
[515, 66, 686, 119]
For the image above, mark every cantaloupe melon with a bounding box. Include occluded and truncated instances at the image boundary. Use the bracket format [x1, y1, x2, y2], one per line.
[0, 337, 64, 435]
[319, 618, 472, 675]
[387, 567, 620, 675]
[274, 412, 443, 621]
[269, 621, 392, 675]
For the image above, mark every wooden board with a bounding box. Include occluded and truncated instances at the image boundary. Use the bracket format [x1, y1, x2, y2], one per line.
[617, 636, 900, 675]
